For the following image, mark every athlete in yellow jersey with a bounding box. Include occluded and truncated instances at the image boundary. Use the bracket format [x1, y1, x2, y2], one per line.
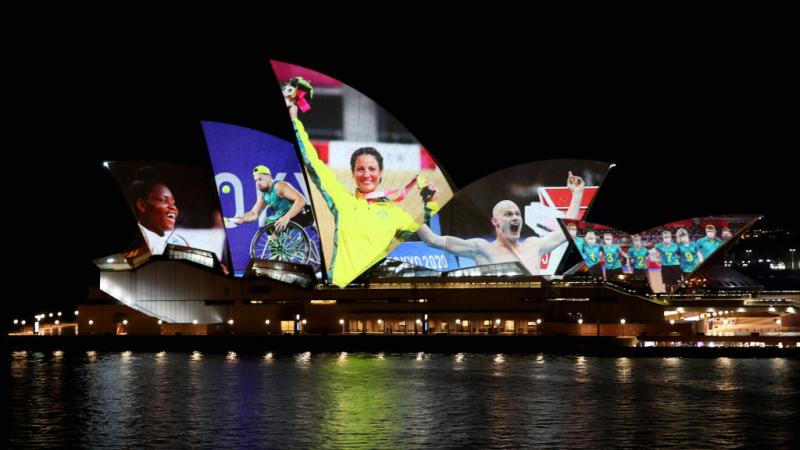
[289, 104, 437, 287]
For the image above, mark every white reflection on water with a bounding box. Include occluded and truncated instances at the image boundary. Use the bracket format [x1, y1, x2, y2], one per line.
[616, 357, 631, 383]
[574, 355, 590, 383]
[296, 351, 311, 367]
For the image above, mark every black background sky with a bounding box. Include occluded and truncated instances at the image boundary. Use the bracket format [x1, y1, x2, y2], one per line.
[6, 30, 796, 321]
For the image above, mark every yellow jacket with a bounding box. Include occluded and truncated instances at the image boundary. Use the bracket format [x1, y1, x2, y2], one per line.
[293, 118, 419, 287]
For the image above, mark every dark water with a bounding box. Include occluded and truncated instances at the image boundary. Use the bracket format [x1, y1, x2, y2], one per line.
[6, 350, 799, 449]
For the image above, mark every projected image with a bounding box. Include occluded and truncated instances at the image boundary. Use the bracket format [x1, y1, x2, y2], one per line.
[271, 60, 455, 287]
[202, 122, 322, 278]
[107, 161, 227, 263]
[561, 216, 759, 294]
[390, 160, 610, 276]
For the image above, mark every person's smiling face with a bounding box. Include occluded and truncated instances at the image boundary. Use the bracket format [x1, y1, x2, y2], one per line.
[137, 184, 178, 236]
[353, 154, 382, 194]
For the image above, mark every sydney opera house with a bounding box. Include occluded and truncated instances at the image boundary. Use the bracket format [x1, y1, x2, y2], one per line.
[78, 61, 797, 342]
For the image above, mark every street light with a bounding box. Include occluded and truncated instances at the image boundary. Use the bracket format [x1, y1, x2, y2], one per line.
[88, 320, 94, 326]
[227, 319, 234, 325]
[339, 318, 345, 334]
[790, 248, 796, 270]
[122, 319, 128, 326]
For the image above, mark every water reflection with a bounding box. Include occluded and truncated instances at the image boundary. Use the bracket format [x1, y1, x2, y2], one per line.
[615, 357, 632, 383]
[295, 351, 311, 367]
[6, 351, 800, 448]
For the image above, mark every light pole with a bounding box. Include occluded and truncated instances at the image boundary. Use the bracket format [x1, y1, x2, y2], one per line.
[339, 318, 345, 334]
[790, 249, 796, 270]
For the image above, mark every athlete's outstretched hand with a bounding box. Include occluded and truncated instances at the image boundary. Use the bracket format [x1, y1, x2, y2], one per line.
[567, 171, 585, 193]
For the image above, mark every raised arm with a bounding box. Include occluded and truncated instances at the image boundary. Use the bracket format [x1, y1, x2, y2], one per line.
[536, 172, 586, 254]
[564, 171, 586, 220]
[290, 105, 352, 211]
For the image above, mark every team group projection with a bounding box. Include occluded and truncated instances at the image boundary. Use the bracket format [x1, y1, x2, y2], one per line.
[106, 59, 757, 292]
[560, 216, 759, 293]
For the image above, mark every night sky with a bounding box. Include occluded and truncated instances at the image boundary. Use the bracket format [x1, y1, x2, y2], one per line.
[7, 35, 795, 321]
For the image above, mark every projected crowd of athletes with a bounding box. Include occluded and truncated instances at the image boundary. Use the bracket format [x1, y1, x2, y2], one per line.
[563, 219, 751, 294]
